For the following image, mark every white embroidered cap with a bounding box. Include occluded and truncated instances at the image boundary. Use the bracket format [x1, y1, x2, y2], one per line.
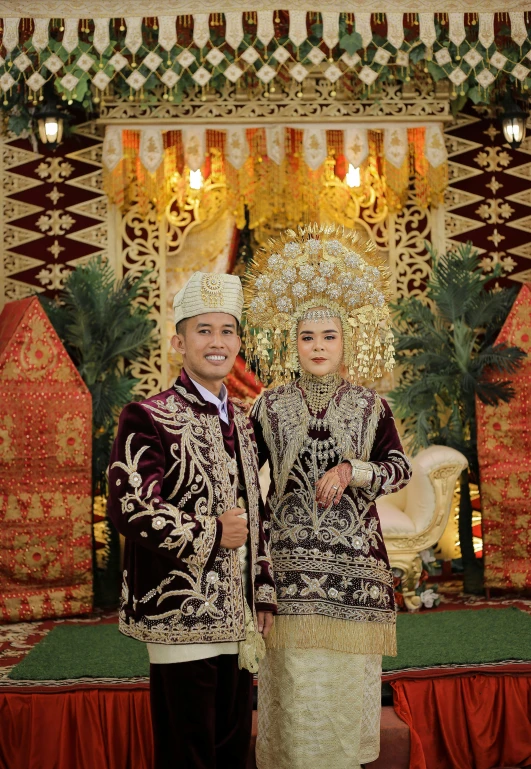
[173, 272, 244, 325]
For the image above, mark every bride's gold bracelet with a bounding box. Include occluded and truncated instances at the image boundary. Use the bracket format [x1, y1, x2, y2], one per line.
[347, 460, 373, 489]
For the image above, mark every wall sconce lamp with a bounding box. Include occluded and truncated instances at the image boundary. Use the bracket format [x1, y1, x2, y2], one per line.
[37, 114, 64, 146]
[34, 84, 70, 149]
[500, 96, 528, 150]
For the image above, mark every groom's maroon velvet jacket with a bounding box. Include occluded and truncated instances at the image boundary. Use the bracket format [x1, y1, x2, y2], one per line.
[107, 371, 276, 646]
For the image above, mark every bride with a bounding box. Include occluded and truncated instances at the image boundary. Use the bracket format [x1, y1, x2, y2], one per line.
[244, 225, 412, 769]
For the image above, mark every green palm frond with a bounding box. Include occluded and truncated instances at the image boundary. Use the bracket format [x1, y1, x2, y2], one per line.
[389, 241, 526, 586]
[470, 343, 526, 375]
[390, 241, 524, 462]
[474, 379, 517, 406]
[428, 246, 488, 323]
[40, 255, 157, 491]
[464, 288, 508, 333]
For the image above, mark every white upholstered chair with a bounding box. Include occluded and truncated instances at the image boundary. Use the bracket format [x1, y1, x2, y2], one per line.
[377, 444, 468, 610]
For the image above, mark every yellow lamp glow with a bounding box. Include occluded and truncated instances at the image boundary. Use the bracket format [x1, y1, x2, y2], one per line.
[189, 169, 203, 190]
[346, 163, 361, 188]
[37, 115, 63, 146]
[501, 115, 526, 149]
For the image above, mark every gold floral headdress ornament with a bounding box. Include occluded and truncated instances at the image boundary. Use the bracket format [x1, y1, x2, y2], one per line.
[243, 224, 395, 386]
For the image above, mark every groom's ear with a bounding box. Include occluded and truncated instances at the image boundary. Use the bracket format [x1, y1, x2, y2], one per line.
[171, 332, 186, 356]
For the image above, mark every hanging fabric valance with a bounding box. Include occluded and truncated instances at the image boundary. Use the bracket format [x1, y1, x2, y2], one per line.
[0, 12, 529, 110]
[102, 122, 448, 224]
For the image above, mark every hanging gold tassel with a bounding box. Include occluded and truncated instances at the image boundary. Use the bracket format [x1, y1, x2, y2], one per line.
[266, 614, 397, 657]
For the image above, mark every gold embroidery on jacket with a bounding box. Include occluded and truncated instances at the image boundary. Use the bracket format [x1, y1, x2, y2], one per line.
[116, 391, 275, 645]
[234, 408, 276, 613]
[254, 380, 410, 629]
[111, 432, 216, 560]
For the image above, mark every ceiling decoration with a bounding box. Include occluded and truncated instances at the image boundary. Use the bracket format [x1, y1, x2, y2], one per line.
[0, 11, 529, 135]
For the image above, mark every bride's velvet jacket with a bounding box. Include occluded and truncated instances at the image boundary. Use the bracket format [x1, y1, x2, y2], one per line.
[108, 371, 276, 646]
[252, 379, 411, 656]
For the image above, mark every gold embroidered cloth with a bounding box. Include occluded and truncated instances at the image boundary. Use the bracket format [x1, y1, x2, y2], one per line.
[107, 372, 276, 645]
[0, 297, 93, 622]
[252, 379, 411, 655]
[256, 649, 381, 769]
[476, 285, 531, 590]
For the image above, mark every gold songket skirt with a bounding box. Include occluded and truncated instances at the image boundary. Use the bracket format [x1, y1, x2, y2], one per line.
[256, 646, 382, 769]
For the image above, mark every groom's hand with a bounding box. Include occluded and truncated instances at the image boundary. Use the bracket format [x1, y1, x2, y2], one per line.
[219, 508, 248, 549]
[257, 611, 274, 638]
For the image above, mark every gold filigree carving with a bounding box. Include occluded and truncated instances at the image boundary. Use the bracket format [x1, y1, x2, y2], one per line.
[120, 196, 165, 398]
[99, 78, 450, 125]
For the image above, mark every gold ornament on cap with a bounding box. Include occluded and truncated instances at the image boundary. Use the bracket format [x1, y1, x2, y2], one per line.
[173, 271, 244, 325]
[243, 223, 394, 385]
[201, 274, 225, 308]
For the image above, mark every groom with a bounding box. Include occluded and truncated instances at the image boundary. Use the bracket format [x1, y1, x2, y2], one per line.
[108, 272, 276, 769]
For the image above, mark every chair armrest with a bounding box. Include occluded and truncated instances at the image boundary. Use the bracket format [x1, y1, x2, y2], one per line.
[404, 445, 468, 534]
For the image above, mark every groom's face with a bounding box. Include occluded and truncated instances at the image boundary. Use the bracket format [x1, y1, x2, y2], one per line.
[171, 312, 241, 386]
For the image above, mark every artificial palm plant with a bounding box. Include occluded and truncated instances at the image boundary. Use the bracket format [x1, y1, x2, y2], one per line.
[41, 256, 156, 606]
[390, 243, 525, 594]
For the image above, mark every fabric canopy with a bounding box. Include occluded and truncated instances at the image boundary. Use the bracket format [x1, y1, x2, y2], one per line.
[2, 12, 527, 50]
[1, 12, 528, 108]
[2, 3, 525, 15]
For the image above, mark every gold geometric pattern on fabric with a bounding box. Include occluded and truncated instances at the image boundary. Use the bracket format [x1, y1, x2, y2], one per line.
[257, 647, 379, 769]
[0, 297, 93, 622]
[476, 284, 531, 590]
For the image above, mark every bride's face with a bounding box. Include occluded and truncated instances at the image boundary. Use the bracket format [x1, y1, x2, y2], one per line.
[297, 315, 343, 377]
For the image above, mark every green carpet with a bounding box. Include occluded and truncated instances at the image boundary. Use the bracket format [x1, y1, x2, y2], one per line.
[383, 607, 531, 671]
[7, 608, 531, 681]
[8, 624, 149, 680]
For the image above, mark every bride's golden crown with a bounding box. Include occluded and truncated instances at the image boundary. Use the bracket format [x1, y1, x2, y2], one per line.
[243, 224, 395, 386]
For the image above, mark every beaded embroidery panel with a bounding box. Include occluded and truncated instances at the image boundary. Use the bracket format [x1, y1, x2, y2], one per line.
[253, 379, 411, 626]
[111, 385, 275, 645]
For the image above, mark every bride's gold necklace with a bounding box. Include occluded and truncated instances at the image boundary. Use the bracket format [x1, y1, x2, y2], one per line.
[299, 372, 342, 415]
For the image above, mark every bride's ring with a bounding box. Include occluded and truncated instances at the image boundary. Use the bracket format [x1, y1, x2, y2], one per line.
[332, 485, 339, 490]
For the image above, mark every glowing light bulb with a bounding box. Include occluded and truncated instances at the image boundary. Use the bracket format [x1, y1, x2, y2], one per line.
[346, 163, 361, 188]
[189, 169, 203, 190]
[37, 115, 63, 145]
[44, 118, 59, 142]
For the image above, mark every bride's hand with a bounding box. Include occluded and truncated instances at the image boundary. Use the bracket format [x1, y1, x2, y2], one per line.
[315, 462, 352, 507]
[230, 397, 252, 416]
